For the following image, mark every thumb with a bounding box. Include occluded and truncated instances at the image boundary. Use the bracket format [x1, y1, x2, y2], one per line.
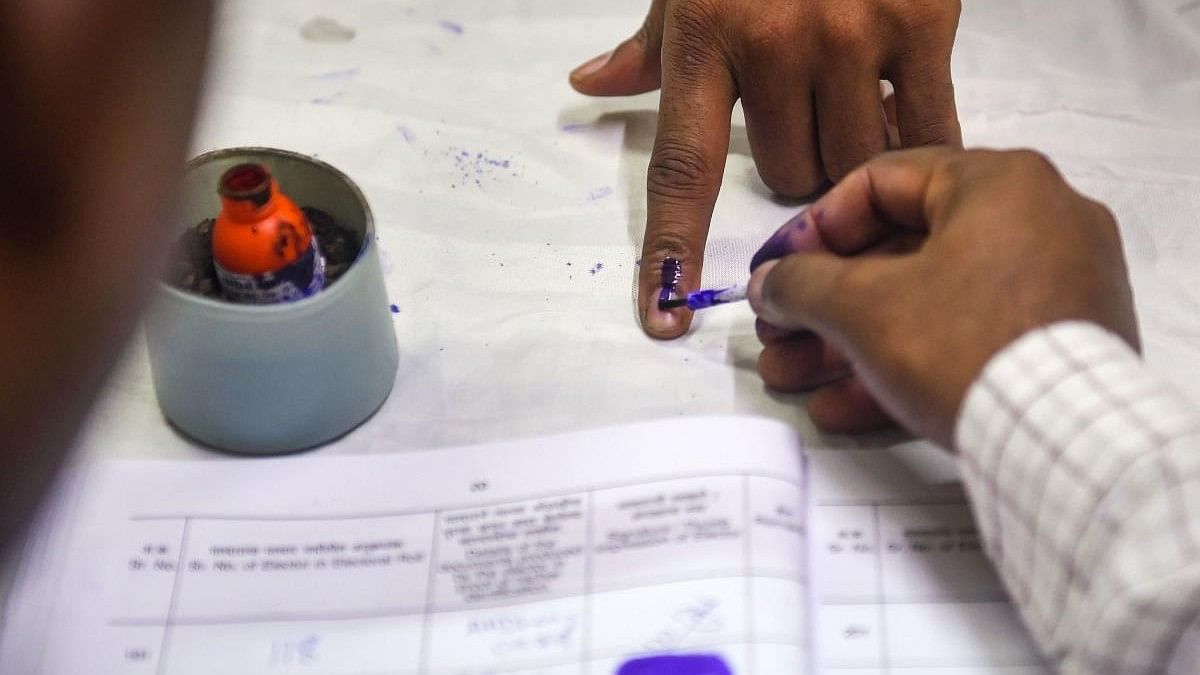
[749, 253, 874, 338]
[569, 1, 665, 96]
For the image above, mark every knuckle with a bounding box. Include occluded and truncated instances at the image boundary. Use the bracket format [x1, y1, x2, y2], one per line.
[891, 0, 960, 35]
[821, 10, 874, 55]
[667, 0, 723, 47]
[824, 151, 868, 184]
[633, 22, 652, 48]
[1008, 148, 1060, 174]
[757, 163, 825, 200]
[735, 11, 795, 53]
[648, 140, 717, 200]
[757, 349, 801, 391]
[903, 117, 960, 148]
[644, 227, 698, 264]
[662, 0, 729, 80]
[1086, 199, 1122, 242]
[1090, 199, 1118, 229]
[957, 147, 1002, 169]
[637, 3, 667, 49]
[930, 150, 971, 186]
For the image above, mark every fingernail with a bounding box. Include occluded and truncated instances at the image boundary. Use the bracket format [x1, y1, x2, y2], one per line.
[645, 296, 683, 336]
[747, 259, 780, 315]
[571, 50, 613, 80]
[750, 210, 813, 272]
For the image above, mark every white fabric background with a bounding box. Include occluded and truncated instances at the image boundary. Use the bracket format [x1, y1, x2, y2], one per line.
[73, 0, 1200, 462]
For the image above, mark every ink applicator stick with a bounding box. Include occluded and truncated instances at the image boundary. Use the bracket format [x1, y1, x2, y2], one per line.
[656, 257, 749, 311]
[658, 284, 749, 311]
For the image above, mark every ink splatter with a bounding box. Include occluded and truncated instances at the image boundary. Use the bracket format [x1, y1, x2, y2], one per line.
[311, 92, 346, 105]
[389, 304, 401, 314]
[589, 262, 605, 276]
[588, 186, 614, 201]
[561, 123, 591, 133]
[396, 126, 416, 143]
[659, 257, 682, 307]
[300, 17, 356, 43]
[447, 147, 515, 189]
[437, 19, 464, 35]
[617, 654, 732, 675]
[309, 68, 359, 81]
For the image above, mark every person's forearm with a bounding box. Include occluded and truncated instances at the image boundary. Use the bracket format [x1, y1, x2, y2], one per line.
[957, 321, 1200, 674]
[0, 0, 213, 554]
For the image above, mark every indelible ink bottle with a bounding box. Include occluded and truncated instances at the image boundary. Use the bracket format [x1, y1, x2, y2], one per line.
[212, 163, 325, 303]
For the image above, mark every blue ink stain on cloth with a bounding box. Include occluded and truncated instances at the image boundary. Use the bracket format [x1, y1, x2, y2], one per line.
[447, 147, 515, 189]
[309, 68, 359, 81]
[438, 19, 464, 34]
[311, 91, 346, 105]
[617, 654, 733, 675]
[588, 186, 614, 201]
[389, 304, 401, 314]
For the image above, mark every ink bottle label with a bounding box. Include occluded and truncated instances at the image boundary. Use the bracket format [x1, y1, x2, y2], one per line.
[215, 238, 326, 304]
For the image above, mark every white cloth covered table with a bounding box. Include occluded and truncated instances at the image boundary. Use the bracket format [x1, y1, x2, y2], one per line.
[73, 1, 1200, 460]
[4, 2, 1200, 671]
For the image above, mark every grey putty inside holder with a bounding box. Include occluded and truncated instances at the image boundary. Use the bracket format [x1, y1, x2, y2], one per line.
[145, 147, 399, 454]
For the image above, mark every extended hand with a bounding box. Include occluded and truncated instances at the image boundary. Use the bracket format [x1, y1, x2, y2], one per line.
[571, 0, 963, 338]
[748, 148, 1138, 448]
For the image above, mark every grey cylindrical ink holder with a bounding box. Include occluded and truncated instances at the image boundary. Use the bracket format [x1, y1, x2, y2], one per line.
[146, 147, 398, 454]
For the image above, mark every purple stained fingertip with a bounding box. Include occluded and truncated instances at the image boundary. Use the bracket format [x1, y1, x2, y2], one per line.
[750, 209, 816, 272]
[659, 256, 683, 306]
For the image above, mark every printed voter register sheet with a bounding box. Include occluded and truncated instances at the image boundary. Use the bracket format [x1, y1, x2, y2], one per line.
[0, 417, 1049, 674]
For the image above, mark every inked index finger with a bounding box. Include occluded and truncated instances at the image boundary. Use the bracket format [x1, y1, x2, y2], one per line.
[638, 8, 736, 339]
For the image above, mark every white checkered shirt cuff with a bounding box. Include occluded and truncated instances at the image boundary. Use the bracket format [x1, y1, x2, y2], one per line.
[955, 321, 1200, 674]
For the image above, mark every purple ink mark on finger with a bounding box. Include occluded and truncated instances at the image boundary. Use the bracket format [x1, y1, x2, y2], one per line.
[617, 654, 733, 675]
[659, 257, 683, 307]
[438, 19, 464, 35]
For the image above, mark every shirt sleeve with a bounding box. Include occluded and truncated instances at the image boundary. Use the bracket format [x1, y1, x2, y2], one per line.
[955, 321, 1200, 675]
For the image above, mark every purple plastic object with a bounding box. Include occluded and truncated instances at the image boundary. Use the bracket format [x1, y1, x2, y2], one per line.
[616, 654, 733, 675]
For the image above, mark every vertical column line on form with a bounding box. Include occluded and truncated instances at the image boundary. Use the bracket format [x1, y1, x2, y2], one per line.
[154, 517, 193, 675]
